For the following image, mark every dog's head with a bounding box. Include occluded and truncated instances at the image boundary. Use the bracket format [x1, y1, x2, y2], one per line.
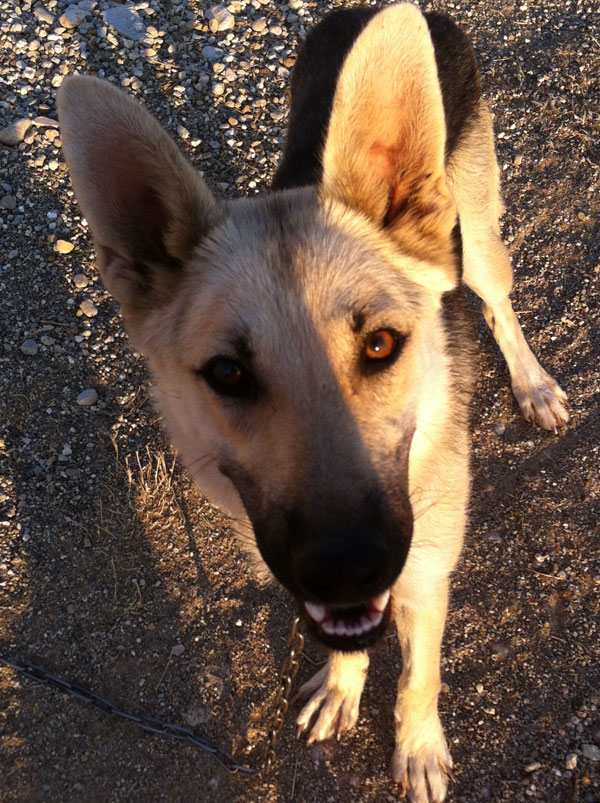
[58, 5, 462, 651]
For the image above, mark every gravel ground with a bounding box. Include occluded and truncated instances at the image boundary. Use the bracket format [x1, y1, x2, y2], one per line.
[0, 0, 599, 801]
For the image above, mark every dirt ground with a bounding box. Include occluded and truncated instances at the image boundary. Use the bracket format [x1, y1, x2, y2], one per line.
[0, 1, 599, 801]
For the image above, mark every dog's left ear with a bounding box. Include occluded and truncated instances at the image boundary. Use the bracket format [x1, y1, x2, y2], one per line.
[57, 74, 222, 331]
[321, 3, 458, 292]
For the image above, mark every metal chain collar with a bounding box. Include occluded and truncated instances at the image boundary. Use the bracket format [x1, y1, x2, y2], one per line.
[0, 615, 305, 778]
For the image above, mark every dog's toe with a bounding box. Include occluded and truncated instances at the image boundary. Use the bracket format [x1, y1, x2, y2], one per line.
[296, 651, 368, 743]
[513, 373, 569, 432]
[391, 717, 452, 803]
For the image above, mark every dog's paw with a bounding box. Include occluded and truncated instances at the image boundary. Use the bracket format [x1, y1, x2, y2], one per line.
[512, 367, 569, 432]
[296, 651, 368, 743]
[391, 715, 452, 803]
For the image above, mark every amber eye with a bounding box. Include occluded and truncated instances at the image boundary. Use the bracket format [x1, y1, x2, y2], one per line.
[364, 329, 398, 361]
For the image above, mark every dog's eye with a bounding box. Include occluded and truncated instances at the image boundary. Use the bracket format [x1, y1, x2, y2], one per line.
[199, 357, 258, 400]
[364, 329, 400, 362]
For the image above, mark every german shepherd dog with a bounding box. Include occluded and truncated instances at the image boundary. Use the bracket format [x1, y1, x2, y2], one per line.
[58, 4, 568, 800]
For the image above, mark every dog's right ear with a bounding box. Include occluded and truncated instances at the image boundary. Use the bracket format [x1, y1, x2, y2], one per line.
[320, 4, 458, 293]
[58, 75, 221, 320]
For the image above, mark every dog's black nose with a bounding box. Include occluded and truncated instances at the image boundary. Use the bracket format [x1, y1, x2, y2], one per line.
[293, 534, 392, 604]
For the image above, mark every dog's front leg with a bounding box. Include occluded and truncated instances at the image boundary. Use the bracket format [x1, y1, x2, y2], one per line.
[391, 582, 452, 803]
[296, 650, 369, 742]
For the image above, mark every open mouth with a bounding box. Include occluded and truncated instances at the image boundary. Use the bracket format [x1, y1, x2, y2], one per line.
[303, 589, 392, 650]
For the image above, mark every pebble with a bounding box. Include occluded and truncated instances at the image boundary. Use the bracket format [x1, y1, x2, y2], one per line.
[34, 116, 60, 128]
[494, 421, 506, 435]
[202, 45, 224, 62]
[251, 17, 267, 32]
[20, 339, 38, 356]
[79, 299, 98, 317]
[171, 643, 185, 657]
[74, 274, 89, 289]
[0, 195, 17, 210]
[76, 389, 98, 407]
[60, 5, 90, 28]
[565, 753, 577, 770]
[55, 240, 75, 254]
[0, 119, 32, 146]
[104, 4, 147, 41]
[185, 704, 210, 727]
[582, 744, 600, 761]
[524, 761, 541, 773]
[33, 6, 55, 25]
[207, 6, 235, 32]
[491, 642, 510, 659]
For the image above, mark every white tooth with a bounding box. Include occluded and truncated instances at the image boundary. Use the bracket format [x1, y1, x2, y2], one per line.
[335, 620, 348, 637]
[369, 611, 383, 628]
[372, 590, 390, 612]
[360, 615, 372, 632]
[305, 602, 327, 623]
[322, 619, 336, 635]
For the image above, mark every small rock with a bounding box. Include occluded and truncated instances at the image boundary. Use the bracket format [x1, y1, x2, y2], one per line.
[76, 388, 98, 407]
[494, 421, 506, 435]
[34, 116, 59, 128]
[104, 4, 147, 41]
[74, 274, 89, 289]
[491, 642, 509, 659]
[202, 45, 224, 62]
[524, 761, 541, 773]
[55, 240, 74, 254]
[514, 154, 523, 167]
[212, 82, 225, 97]
[171, 643, 185, 657]
[251, 17, 267, 32]
[20, 339, 38, 356]
[582, 744, 600, 761]
[60, 5, 90, 28]
[185, 704, 210, 727]
[0, 195, 17, 210]
[0, 119, 32, 146]
[79, 299, 98, 317]
[565, 753, 577, 770]
[207, 6, 235, 32]
[33, 6, 55, 24]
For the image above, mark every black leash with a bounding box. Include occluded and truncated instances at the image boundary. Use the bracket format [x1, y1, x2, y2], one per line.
[0, 654, 256, 776]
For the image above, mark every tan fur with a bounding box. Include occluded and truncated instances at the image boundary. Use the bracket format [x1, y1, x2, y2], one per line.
[57, 5, 568, 803]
